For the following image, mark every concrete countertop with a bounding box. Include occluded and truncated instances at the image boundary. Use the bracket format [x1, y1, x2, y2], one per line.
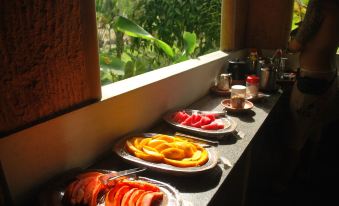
[92, 91, 282, 206]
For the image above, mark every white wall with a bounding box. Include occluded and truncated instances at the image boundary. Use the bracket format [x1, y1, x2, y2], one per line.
[0, 50, 246, 203]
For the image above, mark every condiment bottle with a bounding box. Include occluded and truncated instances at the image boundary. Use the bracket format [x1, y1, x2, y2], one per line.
[246, 75, 259, 98]
[230, 85, 246, 108]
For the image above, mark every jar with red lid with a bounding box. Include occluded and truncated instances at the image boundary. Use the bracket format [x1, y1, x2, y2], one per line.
[246, 75, 259, 98]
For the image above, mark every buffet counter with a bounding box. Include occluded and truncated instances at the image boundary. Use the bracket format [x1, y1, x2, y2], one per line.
[89, 91, 283, 206]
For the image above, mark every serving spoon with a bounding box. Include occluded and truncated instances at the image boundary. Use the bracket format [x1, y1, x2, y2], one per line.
[100, 167, 147, 185]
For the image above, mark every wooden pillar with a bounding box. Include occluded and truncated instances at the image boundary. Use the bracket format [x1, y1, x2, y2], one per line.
[245, 0, 294, 49]
[0, 0, 101, 137]
[221, 0, 294, 51]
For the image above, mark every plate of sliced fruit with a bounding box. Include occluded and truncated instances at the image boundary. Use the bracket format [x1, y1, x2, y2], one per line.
[38, 168, 182, 206]
[113, 133, 219, 176]
[163, 109, 237, 138]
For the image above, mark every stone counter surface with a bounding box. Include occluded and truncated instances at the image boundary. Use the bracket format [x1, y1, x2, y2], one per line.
[91, 92, 282, 206]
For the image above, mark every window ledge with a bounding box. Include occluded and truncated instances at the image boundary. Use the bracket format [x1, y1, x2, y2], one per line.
[101, 51, 229, 100]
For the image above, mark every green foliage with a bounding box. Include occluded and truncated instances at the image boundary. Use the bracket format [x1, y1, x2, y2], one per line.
[133, 0, 221, 57]
[115, 16, 175, 58]
[292, 0, 309, 30]
[96, 0, 220, 85]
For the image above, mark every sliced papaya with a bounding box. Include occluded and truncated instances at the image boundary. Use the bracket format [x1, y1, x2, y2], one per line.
[135, 191, 152, 206]
[76, 171, 103, 179]
[112, 185, 131, 206]
[119, 180, 161, 192]
[121, 188, 138, 206]
[128, 189, 145, 206]
[105, 185, 124, 206]
[138, 192, 164, 206]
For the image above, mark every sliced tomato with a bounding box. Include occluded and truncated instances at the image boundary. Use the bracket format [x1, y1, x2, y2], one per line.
[118, 180, 160, 192]
[128, 189, 145, 206]
[121, 188, 138, 206]
[138, 192, 164, 206]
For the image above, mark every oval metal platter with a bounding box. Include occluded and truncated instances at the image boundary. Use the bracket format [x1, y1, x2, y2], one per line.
[113, 133, 219, 176]
[163, 109, 237, 138]
[38, 169, 182, 206]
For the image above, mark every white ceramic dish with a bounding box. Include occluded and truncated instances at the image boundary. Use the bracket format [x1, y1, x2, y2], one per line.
[220, 99, 254, 112]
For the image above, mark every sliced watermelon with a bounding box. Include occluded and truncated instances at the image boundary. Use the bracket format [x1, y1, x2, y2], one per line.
[190, 114, 202, 124]
[201, 121, 224, 130]
[181, 115, 193, 126]
[172, 111, 189, 123]
[204, 113, 216, 122]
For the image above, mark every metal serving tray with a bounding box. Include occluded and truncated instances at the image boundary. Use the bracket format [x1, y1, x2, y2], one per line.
[113, 133, 219, 176]
[38, 168, 182, 206]
[163, 109, 237, 138]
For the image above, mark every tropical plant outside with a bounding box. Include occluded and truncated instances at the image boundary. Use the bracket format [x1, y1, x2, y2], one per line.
[96, 0, 221, 85]
[292, 0, 309, 30]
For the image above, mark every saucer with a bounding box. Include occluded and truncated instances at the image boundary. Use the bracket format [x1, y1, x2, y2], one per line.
[245, 92, 269, 101]
[220, 99, 254, 112]
[210, 86, 231, 96]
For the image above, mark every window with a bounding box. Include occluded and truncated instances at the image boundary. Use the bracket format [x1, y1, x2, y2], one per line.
[95, 0, 221, 86]
[291, 0, 309, 31]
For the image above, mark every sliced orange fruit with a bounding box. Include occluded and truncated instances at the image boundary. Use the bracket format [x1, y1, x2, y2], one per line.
[146, 139, 167, 148]
[154, 143, 172, 152]
[135, 151, 163, 163]
[142, 146, 164, 159]
[161, 148, 185, 160]
[125, 140, 141, 155]
[153, 134, 174, 142]
[136, 138, 151, 150]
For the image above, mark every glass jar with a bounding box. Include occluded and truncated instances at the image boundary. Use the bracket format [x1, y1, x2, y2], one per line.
[246, 75, 259, 98]
[230, 85, 246, 108]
